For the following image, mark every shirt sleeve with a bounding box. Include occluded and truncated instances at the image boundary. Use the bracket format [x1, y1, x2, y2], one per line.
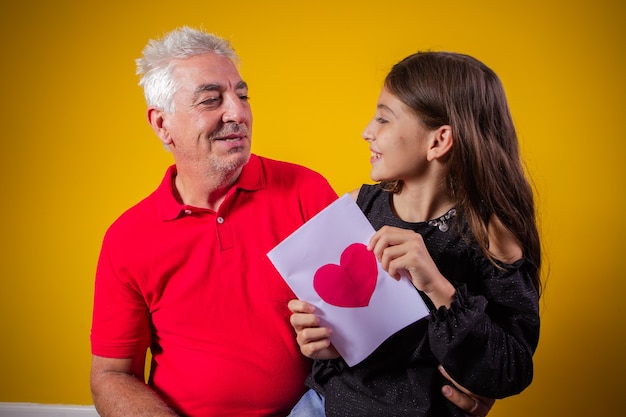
[90, 234, 152, 358]
[428, 257, 540, 398]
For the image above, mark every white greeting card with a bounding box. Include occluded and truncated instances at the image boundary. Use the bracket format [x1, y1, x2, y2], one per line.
[267, 194, 429, 366]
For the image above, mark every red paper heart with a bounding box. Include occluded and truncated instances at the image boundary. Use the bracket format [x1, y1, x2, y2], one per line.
[313, 243, 378, 308]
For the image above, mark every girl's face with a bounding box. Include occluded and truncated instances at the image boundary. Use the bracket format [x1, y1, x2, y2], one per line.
[362, 86, 432, 183]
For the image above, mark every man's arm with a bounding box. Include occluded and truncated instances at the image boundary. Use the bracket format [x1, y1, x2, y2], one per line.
[439, 366, 495, 417]
[90, 354, 178, 417]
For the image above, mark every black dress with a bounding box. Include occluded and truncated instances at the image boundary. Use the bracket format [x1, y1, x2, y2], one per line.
[306, 184, 540, 416]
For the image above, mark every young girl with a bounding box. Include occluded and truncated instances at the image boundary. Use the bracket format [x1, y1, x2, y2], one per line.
[288, 51, 541, 416]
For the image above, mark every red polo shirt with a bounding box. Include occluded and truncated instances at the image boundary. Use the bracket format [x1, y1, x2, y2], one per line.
[91, 154, 338, 416]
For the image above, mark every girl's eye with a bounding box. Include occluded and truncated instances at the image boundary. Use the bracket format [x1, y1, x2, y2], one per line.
[376, 117, 389, 124]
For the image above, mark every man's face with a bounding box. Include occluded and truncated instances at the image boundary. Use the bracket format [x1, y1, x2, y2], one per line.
[155, 52, 253, 177]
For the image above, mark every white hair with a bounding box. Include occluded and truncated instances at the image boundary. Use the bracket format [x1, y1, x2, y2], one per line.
[135, 26, 239, 113]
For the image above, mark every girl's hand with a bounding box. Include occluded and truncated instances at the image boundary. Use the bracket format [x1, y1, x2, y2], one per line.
[368, 225, 456, 308]
[288, 299, 340, 360]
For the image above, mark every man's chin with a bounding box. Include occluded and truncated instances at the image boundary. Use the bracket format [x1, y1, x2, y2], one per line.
[232, 148, 251, 166]
[219, 149, 250, 173]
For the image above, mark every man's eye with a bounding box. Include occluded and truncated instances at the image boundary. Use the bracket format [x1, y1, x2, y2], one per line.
[239, 95, 250, 101]
[201, 97, 220, 105]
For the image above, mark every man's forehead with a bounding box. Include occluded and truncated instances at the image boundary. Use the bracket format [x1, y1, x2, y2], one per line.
[174, 53, 241, 77]
[172, 55, 247, 92]
[193, 80, 248, 95]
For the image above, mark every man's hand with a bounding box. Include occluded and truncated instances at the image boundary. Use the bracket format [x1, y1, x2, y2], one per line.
[439, 365, 495, 417]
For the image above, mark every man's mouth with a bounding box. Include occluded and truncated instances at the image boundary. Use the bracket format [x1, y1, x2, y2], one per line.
[216, 134, 244, 141]
[211, 123, 248, 142]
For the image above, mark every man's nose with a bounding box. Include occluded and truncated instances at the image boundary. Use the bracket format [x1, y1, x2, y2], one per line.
[222, 94, 248, 124]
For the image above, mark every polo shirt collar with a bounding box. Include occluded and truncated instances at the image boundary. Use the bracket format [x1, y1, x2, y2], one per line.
[157, 154, 265, 220]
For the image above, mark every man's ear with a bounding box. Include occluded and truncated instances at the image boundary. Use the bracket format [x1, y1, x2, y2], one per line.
[147, 107, 173, 146]
[427, 125, 453, 162]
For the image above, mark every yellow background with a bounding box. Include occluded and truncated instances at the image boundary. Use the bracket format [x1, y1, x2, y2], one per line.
[0, 1, 624, 416]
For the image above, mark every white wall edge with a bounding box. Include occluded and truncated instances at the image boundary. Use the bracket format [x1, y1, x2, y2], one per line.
[0, 403, 98, 416]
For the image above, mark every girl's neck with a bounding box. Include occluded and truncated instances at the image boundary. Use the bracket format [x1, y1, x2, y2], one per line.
[391, 180, 454, 223]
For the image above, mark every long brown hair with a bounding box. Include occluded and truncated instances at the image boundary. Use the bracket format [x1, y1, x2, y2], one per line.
[383, 51, 541, 295]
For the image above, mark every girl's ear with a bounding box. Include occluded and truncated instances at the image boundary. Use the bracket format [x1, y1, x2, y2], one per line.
[427, 125, 453, 162]
[147, 107, 173, 146]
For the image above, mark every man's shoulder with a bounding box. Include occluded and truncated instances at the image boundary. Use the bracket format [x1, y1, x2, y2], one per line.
[104, 191, 159, 238]
[253, 155, 338, 219]
[104, 165, 176, 235]
[255, 154, 328, 183]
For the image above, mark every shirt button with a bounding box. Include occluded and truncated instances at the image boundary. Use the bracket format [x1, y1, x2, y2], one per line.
[217, 217, 225, 224]
[184, 209, 192, 215]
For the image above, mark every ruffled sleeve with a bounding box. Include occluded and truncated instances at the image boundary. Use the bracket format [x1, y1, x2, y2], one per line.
[429, 256, 540, 398]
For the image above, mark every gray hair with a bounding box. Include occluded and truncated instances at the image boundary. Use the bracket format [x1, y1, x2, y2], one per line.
[136, 26, 239, 113]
